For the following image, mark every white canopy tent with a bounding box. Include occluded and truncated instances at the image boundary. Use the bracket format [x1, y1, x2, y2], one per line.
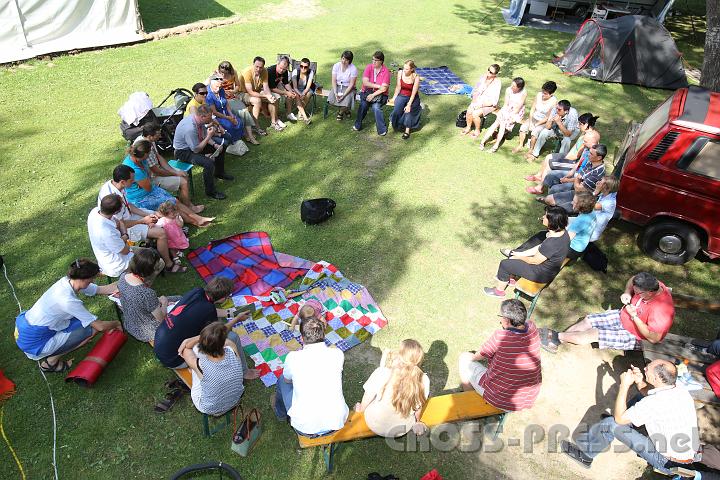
[0, 0, 144, 64]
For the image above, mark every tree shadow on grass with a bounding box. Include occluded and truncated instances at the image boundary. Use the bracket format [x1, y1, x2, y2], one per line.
[137, 0, 234, 32]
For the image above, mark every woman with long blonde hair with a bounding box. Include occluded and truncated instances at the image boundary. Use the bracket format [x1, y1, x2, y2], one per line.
[355, 339, 430, 437]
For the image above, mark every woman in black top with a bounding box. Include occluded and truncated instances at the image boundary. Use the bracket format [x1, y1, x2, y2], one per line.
[484, 206, 571, 298]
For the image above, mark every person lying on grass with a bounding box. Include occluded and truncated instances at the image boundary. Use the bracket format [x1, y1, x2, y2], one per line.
[15, 258, 122, 372]
[355, 339, 430, 437]
[483, 206, 570, 298]
[287, 299, 326, 331]
[540, 272, 674, 353]
[179, 321, 260, 416]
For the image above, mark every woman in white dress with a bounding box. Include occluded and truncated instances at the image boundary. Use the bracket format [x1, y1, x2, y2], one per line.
[479, 77, 527, 153]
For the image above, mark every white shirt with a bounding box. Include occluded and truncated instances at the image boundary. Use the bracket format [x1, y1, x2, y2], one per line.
[283, 342, 348, 434]
[87, 207, 132, 277]
[332, 62, 358, 87]
[625, 385, 699, 461]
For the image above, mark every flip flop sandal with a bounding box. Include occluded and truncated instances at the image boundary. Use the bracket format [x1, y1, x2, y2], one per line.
[40, 359, 72, 373]
[163, 378, 189, 392]
[154, 388, 184, 413]
[539, 328, 560, 354]
[165, 263, 187, 274]
[336, 112, 344, 121]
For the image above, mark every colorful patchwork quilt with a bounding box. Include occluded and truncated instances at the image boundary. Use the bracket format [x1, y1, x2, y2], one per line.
[187, 232, 314, 296]
[416, 66, 472, 96]
[230, 262, 388, 387]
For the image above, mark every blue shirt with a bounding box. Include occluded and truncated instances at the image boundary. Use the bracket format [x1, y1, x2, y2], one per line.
[122, 156, 150, 203]
[591, 192, 617, 242]
[568, 212, 596, 253]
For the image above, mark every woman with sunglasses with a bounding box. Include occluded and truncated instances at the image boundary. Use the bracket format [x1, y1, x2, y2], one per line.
[290, 58, 315, 125]
[461, 64, 502, 138]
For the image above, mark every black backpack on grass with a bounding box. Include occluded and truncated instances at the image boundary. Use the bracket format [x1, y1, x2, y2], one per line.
[301, 198, 336, 225]
[456, 110, 467, 128]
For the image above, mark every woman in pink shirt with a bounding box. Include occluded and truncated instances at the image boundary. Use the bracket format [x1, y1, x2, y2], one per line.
[353, 51, 391, 136]
[461, 64, 502, 138]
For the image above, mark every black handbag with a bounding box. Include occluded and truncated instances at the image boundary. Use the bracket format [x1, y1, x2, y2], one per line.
[456, 110, 468, 128]
[301, 198, 336, 225]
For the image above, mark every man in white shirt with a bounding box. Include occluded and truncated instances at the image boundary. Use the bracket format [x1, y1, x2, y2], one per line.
[562, 359, 700, 475]
[88, 194, 134, 277]
[272, 317, 348, 436]
[98, 164, 175, 271]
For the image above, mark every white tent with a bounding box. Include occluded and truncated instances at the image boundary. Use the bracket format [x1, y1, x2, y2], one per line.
[0, 0, 144, 64]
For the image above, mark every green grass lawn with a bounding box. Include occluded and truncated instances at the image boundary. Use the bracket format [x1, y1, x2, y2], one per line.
[0, 1, 717, 479]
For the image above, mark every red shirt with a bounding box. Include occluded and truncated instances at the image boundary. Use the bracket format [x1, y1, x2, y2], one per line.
[477, 321, 542, 411]
[619, 282, 674, 341]
[361, 64, 391, 94]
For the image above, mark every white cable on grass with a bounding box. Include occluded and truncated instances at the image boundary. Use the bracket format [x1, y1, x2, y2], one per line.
[2, 260, 60, 480]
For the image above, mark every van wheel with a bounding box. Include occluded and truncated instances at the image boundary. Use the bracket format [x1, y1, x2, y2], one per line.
[641, 221, 701, 265]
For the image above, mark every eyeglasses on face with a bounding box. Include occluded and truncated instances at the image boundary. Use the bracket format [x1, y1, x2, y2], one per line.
[197, 91, 208, 95]
[300, 65, 309, 69]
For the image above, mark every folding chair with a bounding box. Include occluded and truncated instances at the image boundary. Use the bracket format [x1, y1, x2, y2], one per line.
[277, 54, 319, 118]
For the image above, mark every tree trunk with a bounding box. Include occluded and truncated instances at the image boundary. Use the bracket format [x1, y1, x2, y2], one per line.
[700, 0, 720, 92]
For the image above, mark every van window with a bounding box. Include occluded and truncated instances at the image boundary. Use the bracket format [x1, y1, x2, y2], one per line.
[635, 96, 673, 153]
[678, 138, 720, 181]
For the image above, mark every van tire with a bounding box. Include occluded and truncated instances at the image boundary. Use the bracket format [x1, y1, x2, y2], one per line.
[641, 221, 701, 265]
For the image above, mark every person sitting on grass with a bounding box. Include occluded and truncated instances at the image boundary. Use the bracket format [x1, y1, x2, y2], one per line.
[389, 60, 422, 140]
[288, 299, 326, 331]
[98, 164, 176, 273]
[526, 99, 579, 161]
[512, 80, 558, 155]
[566, 191, 597, 261]
[156, 201, 189, 263]
[15, 258, 122, 372]
[118, 248, 174, 343]
[458, 299, 541, 411]
[353, 51, 391, 136]
[483, 206, 570, 298]
[525, 113, 600, 192]
[540, 272, 674, 353]
[479, 77, 527, 153]
[272, 317, 349, 437]
[589, 175, 619, 243]
[134, 122, 203, 210]
[537, 144, 607, 213]
[461, 63, 502, 138]
[124, 140, 216, 225]
[290, 57, 316, 125]
[328, 50, 358, 121]
[561, 360, 699, 476]
[88, 194, 137, 277]
[173, 104, 233, 201]
[242, 56, 282, 132]
[179, 321, 260, 416]
[355, 339, 430, 437]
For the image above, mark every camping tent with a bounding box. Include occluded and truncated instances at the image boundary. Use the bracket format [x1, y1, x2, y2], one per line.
[0, 0, 144, 64]
[553, 15, 687, 89]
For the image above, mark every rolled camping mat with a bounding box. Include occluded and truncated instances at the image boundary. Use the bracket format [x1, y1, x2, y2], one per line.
[65, 330, 128, 387]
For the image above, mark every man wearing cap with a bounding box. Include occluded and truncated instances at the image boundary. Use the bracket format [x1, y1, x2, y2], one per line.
[458, 299, 542, 412]
[538, 143, 607, 213]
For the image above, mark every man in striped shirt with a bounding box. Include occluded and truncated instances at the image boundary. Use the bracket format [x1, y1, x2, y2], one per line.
[458, 299, 542, 411]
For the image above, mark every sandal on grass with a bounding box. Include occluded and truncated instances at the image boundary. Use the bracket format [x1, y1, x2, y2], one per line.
[163, 378, 190, 392]
[539, 327, 560, 354]
[336, 112, 344, 121]
[165, 263, 187, 274]
[154, 388, 185, 413]
[40, 358, 72, 373]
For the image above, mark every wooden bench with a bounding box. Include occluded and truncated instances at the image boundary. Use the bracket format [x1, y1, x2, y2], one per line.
[642, 333, 720, 406]
[297, 390, 506, 472]
[513, 258, 571, 319]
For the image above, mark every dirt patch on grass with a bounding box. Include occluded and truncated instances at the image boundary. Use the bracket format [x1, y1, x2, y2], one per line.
[147, 0, 325, 40]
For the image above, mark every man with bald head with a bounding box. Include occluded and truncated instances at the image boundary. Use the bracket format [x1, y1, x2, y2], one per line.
[562, 359, 700, 475]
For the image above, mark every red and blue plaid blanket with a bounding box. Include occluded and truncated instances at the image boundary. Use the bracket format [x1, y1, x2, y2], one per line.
[187, 232, 314, 296]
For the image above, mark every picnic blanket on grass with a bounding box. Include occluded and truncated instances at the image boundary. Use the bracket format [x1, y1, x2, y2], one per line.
[230, 262, 388, 387]
[416, 66, 472, 96]
[187, 231, 314, 296]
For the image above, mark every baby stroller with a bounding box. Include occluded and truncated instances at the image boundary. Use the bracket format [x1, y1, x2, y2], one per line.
[118, 88, 193, 154]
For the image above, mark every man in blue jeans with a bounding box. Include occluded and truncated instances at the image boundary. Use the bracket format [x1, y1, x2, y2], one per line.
[272, 317, 348, 437]
[353, 51, 391, 136]
[562, 359, 700, 475]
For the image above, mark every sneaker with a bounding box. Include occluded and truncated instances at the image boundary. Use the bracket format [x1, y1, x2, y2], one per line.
[561, 441, 593, 469]
[500, 248, 513, 258]
[352, 125, 360, 132]
[286, 113, 298, 122]
[379, 130, 387, 136]
[271, 122, 284, 131]
[276, 119, 286, 129]
[483, 287, 506, 298]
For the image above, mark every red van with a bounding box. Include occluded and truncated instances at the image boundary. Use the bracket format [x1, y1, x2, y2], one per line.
[613, 86, 720, 265]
